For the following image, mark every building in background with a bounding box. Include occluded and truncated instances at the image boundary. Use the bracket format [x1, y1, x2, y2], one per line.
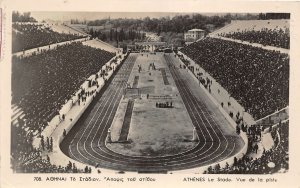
[184, 29, 205, 44]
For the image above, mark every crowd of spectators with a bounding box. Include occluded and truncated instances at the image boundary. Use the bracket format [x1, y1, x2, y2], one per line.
[180, 37, 289, 120]
[11, 120, 92, 173]
[205, 121, 288, 174]
[219, 28, 289, 49]
[12, 42, 115, 133]
[13, 151, 92, 173]
[12, 23, 84, 53]
[17, 158, 92, 173]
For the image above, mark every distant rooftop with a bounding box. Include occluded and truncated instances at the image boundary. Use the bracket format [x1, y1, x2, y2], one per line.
[188, 28, 205, 32]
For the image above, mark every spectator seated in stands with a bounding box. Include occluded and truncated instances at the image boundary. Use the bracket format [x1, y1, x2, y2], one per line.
[12, 42, 115, 134]
[11, 121, 92, 173]
[180, 37, 289, 120]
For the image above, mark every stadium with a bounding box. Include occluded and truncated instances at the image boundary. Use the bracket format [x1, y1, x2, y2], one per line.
[11, 12, 289, 174]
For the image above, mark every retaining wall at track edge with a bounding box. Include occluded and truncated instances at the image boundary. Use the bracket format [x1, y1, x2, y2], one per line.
[262, 118, 289, 134]
[172, 52, 248, 174]
[38, 54, 130, 173]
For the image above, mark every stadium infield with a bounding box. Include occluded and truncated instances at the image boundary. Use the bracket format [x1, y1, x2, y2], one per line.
[60, 53, 244, 172]
[107, 53, 197, 157]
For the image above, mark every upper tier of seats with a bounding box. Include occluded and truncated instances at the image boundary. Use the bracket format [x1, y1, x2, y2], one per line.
[12, 23, 85, 53]
[212, 19, 289, 35]
[46, 22, 88, 36]
[82, 39, 120, 54]
[211, 20, 290, 49]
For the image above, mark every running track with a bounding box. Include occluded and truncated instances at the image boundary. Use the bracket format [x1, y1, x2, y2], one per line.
[60, 53, 244, 172]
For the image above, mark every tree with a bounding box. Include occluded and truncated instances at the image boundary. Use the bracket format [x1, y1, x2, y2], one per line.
[84, 166, 89, 173]
[101, 33, 107, 41]
[236, 125, 241, 135]
[12, 11, 37, 22]
[46, 137, 50, 150]
[67, 161, 72, 171]
[259, 13, 266, 20]
[234, 157, 238, 165]
[41, 136, 45, 151]
[215, 163, 221, 171]
[114, 29, 118, 41]
[72, 163, 77, 173]
[12, 11, 20, 22]
[119, 28, 125, 41]
[110, 29, 113, 41]
[50, 137, 53, 152]
[89, 28, 94, 38]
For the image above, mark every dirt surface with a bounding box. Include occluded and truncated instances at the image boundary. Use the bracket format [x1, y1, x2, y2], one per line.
[107, 53, 197, 157]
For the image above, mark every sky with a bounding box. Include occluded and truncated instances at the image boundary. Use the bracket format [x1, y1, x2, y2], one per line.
[30, 12, 186, 21]
[29, 12, 240, 22]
